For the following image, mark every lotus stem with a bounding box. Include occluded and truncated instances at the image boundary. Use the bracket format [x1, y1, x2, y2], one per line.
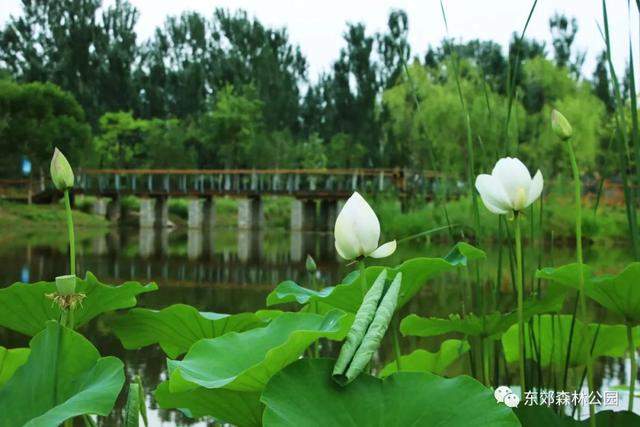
[392, 314, 402, 371]
[358, 260, 366, 298]
[628, 324, 637, 412]
[482, 337, 491, 386]
[310, 271, 320, 358]
[566, 138, 595, 423]
[514, 213, 526, 395]
[63, 189, 76, 277]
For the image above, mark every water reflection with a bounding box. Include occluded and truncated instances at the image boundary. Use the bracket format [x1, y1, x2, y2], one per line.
[0, 226, 637, 424]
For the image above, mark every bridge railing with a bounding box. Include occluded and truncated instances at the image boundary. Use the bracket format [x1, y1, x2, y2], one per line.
[77, 168, 430, 197]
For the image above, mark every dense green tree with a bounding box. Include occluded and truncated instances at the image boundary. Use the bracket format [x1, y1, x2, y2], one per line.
[592, 52, 615, 113]
[0, 80, 91, 178]
[94, 111, 148, 167]
[191, 85, 264, 168]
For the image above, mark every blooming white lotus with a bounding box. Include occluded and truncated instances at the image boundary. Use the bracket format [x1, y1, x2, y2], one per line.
[334, 192, 397, 260]
[475, 157, 543, 214]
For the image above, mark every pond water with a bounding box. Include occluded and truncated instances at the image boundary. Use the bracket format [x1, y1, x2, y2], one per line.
[0, 226, 637, 425]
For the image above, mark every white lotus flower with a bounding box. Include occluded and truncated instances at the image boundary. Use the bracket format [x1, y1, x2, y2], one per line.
[334, 192, 397, 260]
[475, 157, 543, 214]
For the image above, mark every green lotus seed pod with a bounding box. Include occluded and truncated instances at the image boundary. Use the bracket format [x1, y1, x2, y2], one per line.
[305, 254, 317, 273]
[551, 109, 573, 140]
[50, 147, 74, 190]
[55, 274, 76, 296]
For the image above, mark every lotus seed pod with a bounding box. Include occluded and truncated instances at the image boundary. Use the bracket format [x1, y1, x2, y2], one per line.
[55, 274, 76, 296]
[50, 147, 74, 190]
[551, 109, 573, 140]
[305, 254, 317, 273]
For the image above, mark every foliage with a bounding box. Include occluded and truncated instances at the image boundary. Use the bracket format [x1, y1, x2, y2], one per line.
[261, 358, 520, 426]
[0, 272, 157, 336]
[537, 262, 640, 324]
[164, 310, 349, 393]
[0, 321, 124, 427]
[501, 314, 640, 368]
[379, 339, 470, 377]
[0, 79, 91, 177]
[155, 383, 263, 427]
[108, 304, 273, 358]
[0, 346, 29, 387]
[267, 242, 484, 312]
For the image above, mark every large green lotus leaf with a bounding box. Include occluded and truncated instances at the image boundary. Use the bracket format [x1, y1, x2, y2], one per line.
[0, 271, 157, 336]
[0, 346, 29, 387]
[501, 314, 640, 368]
[515, 405, 640, 426]
[167, 310, 350, 392]
[379, 339, 470, 377]
[108, 304, 271, 358]
[267, 242, 484, 313]
[401, 287, 566, 340]
[261, 358, 519, 427]
[155, 381, 262, 427]
[0, 321, 124, 427]
[537, 262, 640, 324]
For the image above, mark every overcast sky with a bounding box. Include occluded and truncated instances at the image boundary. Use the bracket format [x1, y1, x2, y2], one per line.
[1, 0, 638, 81]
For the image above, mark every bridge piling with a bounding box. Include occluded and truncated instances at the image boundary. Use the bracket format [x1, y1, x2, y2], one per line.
[139, 197, 169, 228]
[187, 198, 204, 229]
[238, 197, 264, 230]
[92, 197, 108, 217]
[107, 197, 121, 222]
[319, 200, 343, 231]
[290, 199, 316, 231]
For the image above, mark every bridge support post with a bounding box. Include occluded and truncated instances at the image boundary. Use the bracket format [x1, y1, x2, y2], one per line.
[92, 197, 109, 217]
[140, 197, 169, 228]
[106, 197, 121, 222]
[319, 200, 341, 231]
[290, 199, 316, 231]
[187, 198, 205, 229]
[238, 197, 264, 230]
[139, 227, 155, 258]
[204, 197, 216, 228]
[187, 228, 203, 260]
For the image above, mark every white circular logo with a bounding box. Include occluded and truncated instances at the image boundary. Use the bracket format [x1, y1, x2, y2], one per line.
[504, 393, 520, 408]
[494, 386, 512, 403]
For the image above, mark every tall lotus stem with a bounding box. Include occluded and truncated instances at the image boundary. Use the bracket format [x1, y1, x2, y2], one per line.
[514, 213, 525, 395]
[63, 189, 76, 276]
[553, 109, 595, 424]
[627, 324, 637, 411]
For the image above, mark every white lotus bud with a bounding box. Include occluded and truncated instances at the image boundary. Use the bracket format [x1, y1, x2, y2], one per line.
[334, 192, 396, 260]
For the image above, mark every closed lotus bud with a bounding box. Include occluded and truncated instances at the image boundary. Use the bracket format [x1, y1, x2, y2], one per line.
[334, 192, 396, 260]
[50, 147, 74, 190]
[551, 109, 573, 140]
[55, 274, 76, 296]
[305, 254, 317, 273]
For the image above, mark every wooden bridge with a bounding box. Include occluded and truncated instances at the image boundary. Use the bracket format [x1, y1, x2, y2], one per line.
[4, 168, 442, 230]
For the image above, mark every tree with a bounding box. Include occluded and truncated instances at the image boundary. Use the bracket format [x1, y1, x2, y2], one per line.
[94, 111, 148, 167]
[191, 85, 264, 168]
[377, 10, 410, 89]
[592, 51, 614, 113]
[549, 13, 585, 77]
[0, 80, 91, 178]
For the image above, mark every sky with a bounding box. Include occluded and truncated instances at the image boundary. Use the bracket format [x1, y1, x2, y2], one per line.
[0, 0, 638, 81]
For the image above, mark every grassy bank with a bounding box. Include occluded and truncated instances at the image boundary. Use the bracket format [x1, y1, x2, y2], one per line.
[372, 194, 630, 245]
[0, 199, 109, 252]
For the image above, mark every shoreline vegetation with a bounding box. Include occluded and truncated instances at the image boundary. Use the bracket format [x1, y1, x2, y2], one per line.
[0, 192, 630, 245]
